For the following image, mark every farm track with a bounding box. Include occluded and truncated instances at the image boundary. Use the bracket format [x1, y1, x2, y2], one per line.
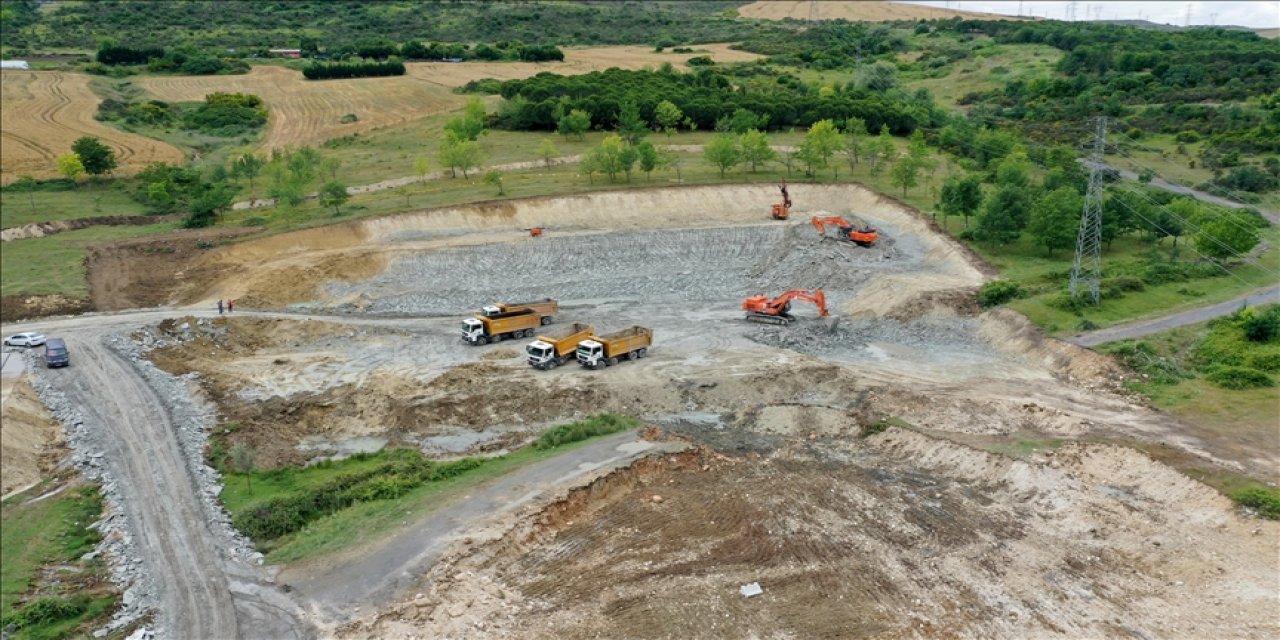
[0, 71, 183, 184]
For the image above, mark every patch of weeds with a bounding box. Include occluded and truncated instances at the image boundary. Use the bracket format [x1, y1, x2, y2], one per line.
[532, 414, 641, 450]
[1231, 486, 1280, 520]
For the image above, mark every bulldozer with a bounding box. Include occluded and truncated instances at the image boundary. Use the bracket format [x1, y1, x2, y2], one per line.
[742, 289, 829, 325]
[811, 215, 878, 247]
[771, 182, 792, 220]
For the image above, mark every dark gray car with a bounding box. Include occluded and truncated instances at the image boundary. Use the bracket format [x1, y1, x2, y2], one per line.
[45, 338, 69, 368]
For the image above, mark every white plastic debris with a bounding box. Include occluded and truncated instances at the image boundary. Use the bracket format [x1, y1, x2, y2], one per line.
[739, 582, 764, 598]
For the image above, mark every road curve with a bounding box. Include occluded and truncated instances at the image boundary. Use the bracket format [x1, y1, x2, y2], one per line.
[1068, 284, 1280, 347]
[1091, 160, 1280, 225]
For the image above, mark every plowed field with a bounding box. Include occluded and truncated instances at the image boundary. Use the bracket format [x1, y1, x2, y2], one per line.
[0, 71, 184, 185]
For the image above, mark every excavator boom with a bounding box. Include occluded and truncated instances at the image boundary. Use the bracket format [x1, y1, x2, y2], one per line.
[743, 289, 829, 324]
[811, 215, 878, 247]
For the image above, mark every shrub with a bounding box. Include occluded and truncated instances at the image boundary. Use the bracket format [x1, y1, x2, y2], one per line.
[1174, 130, 1201, 143]
[686, 55, 715, 66]
[1246, 351, 1280, 372]
[532, 414, 641, 450]
[302, 60, 406, 80]
[1232, 487, 1280, 520]
[1101, 340, 1188, 384]
[977, 280, 1022, 307]
[1241, 306, 1280, 342]
[1046, 291, 1085, 312]
[1, 595, 89, 629]
[1203, 365, 1274, 390]
[339, 113, 359, 123]
[183, 92, 267, 136]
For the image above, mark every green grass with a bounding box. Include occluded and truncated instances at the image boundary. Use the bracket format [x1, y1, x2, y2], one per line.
[216, 414, 641, 565]
[899, 40, 1062, 110]
[0, 222, 177, 298]
[1, 485, 106, 626]
[1, 182, 150, 228]
[1106, 131, 1279, 211]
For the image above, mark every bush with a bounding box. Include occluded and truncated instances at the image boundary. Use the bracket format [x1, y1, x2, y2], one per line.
[1246, 351, 1280, 372]
[339, 113, 359, 123]
[686, 55, 714, 66]
[1203, 365, 1274, 390]
[532, 414, 641, 450]
[1232, 487, 1280, 520]
[1, 595, 89, 629]
[1100, 340, 1188, 385]
[977, 280, 1022, 307]
[1241, 306, 1280, 342]
[1174, 130, 1201, 143]
[1046, 291, 1085, 312]
[302, 60, 406, 80]
[182, 92, 267, 136]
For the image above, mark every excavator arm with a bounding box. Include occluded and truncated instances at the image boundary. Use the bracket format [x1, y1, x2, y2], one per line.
[811, 215, 851, 235]
[743, 289, 829, 324]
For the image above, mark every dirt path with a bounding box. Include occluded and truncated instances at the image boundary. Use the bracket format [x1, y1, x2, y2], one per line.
[283, 432, 686, 623]
[1092, 160, 1280, 224]
[40, 335, 309, 639]
[1069, 283, 1280, 347]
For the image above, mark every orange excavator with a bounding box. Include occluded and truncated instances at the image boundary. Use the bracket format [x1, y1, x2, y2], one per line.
[811, 215, 878, 247]
[771, 182, 792, 220]
[742, 289, 829, 325]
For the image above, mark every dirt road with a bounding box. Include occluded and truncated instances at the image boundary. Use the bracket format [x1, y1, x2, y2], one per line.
[284, 431, 686, 622]
[1070, 283, 1280, 347]
[1091, 160, 1280, 224]
[36, 333, 309, 639]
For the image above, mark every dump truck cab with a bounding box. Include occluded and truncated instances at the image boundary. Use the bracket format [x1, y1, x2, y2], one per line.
[526, 339, 557, 367]
[480, 304, 504, 317]
[576, 339, 607, 369]
[461, 318, 486, 343]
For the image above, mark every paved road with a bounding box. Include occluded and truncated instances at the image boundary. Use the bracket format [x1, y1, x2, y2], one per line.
[1091, 160, 1280, 225]
[1068, 284, 1280, 347]
[283, 431, 685, 622]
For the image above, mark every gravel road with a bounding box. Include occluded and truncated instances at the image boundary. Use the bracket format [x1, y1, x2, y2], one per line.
[1088, 160, 1280, 225]
[1069, 283, 1280, 347]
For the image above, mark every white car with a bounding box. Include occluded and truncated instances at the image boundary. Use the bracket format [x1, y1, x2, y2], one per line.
[3, 332, 46, 347]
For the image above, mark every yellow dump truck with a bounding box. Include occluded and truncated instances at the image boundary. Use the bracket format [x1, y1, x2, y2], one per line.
[461, 308, 553, 345]
[576, 326, 653, 369]
[480, 298, 559, 318]
[526, 322, 593, 369]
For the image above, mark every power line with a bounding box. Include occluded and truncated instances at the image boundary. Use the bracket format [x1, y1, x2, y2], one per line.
[1104, 141, 1269, 219]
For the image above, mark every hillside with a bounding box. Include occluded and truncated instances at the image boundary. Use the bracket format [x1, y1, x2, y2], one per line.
[738, 1, 1031, 22]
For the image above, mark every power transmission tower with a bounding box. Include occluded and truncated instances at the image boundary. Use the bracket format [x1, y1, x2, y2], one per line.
[1070, 117, 1107, 306]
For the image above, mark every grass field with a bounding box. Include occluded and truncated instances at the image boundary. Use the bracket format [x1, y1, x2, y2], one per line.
[901, 41, 1062, 110]
[738, 1, 1030, 22]
[1, 484, 115, 638]
[1106, 132, 1280, 211]
[0, 181, 148, 228]
[0, 221, 176, 298]
[0, 71, 185, 185]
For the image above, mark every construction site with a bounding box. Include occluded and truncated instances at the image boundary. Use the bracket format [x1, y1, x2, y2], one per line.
[4, 183, 1276, 639]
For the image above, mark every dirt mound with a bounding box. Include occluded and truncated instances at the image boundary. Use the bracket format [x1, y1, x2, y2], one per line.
[1, 369, 66, 496]
[0, 294, 92, 323]
[349, 423, 1278, 639]
[86, 227, 255, 311]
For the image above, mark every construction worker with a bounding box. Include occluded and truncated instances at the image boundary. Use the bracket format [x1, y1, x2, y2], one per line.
[217, 299, 223, 315]
[780, 181, 791, 209]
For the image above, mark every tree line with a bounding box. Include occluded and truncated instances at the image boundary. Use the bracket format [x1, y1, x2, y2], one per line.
[302, 60, 406, 80]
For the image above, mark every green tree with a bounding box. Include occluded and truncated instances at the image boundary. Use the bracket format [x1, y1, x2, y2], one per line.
[738, 129, 776, 173]
[438, 135, 485, 178]
[71, 136, 117, 176]
[890, 155, 921, 197]
[798, 119, 842, 178]
[12, 175, 38, 214]
[619, 145, 639, 181]
[232, 152, 263, 194]
[229, 442, 256, 495]
[483, 170, 505, 195]
[56, 153, 84, 184]
[867, 125, 896, 176]
[1195, 211, 1261, 259]
[993, 150, 1031, 189]
[616, 100, 648, 145]
[444, 97, 488, 141]
[1101, 189, 1142, 248]
[703, 133, 741, 178]
[318, 180, 349, 215]
[537, 138, 559, 169]
[637, 140, 658, 180]
[587, 134, 626, 181]
[843, 117, 867, 171]
[977, 185, 1032, 244]
[557, 108, 591, 141]
[907, 129, 937, 185]
[717, 108, 764, 134]
[184, 181, 234, 228]
[1027, 187, 1083, 255]
[414, 157, 431, 181]
[653, 99, 684, 137]
[320, 157, 341, 181]
[939, 175, 983, 228]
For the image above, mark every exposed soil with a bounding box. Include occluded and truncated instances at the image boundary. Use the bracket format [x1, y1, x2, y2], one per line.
[1, 357, 66, 496]
[0, 294, 92, 323]
[85, 227, 255, 311]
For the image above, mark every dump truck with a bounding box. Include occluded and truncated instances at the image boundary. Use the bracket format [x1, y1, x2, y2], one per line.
[576, 326, 653, 369]
[526, 322, 593, 369]
[480, 298, 559, 319]
[462, 308, 553, 345]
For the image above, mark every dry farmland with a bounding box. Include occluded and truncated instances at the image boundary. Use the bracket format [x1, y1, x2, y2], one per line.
[0, 71, 184, 184]
[138, 45, 761, 152]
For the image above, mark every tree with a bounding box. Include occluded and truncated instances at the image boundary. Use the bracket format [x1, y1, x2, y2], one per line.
[71, 136, 117, 176]
[438, 135, 485, 178]
[232, 152, 263, 194]
[637, 141, 658, 180]
[586, 135, 626, 181]
[907, 129, 937, 185]
[867, 125, 896, 176]
[703, 133, 741, 178]
[890, 155, 921, 197]
[717, 108, 764, 134]
[616, 100, 648, 145]
[483, 170, 505, 195]
[653, 100, 683, 137]
[939, 175, 984, 228]
[56, 153, 84, 184]
[1027, 187, 1083, 255]
[738, 129, 776, 173]
[557, 108, 591, 141]
[537, 138, 559, 169]
[619, 145, 638, 181]
[320, 157, 341, 181]
[12, 175, 38, 214]
[319, 180, 349, 215]
[843, 117, 867, 171]
[798, 119, 843, 178]
[229, 442, 256, 495]
[184, 181, 234, 228]
[1195, 211, 1260, 259]
[414, 157, 431, 182]
[444, 98, 488, 142]
[977, 185, 1032, 244]
[857, 60, 899, 91]
[993, 150, 1031, 189]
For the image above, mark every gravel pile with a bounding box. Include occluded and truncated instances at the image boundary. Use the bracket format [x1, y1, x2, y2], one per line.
[327, 225, 908, 315]
[26, 350, 157, 637]
[748, 316, 989, 359]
